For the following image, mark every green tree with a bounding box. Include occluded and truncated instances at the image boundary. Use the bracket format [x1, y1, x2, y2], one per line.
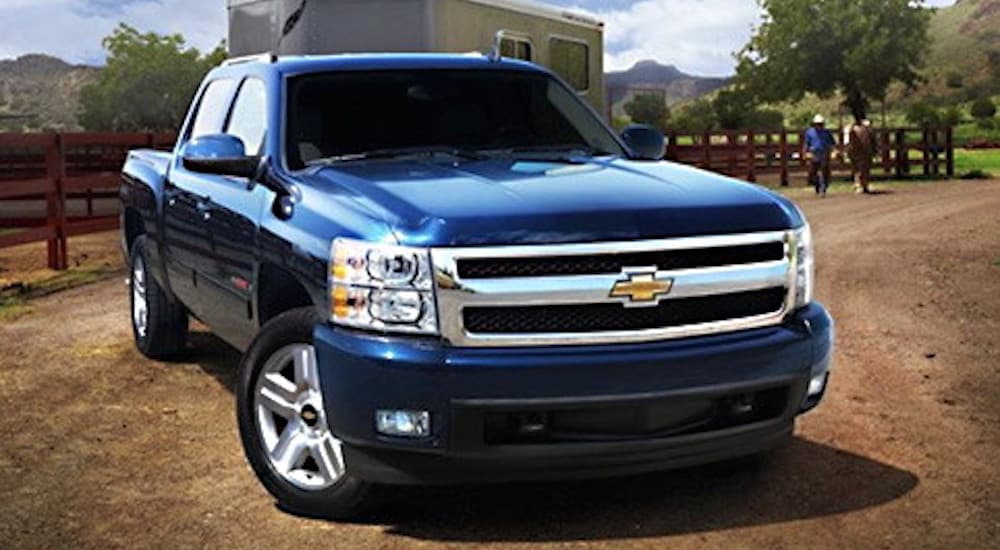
[708, 88, 785, 130]
[624, 93, 669, 131]
[736, 0, 930, 121]
[79, 24, 226, 131]
[945, 71, 963, 89]
[671, 99, 717, 133]
[940, 105, 962, 127]
[970, 97, 996, 120]
[712, 89, 752, 130]
[906, 101, 940, 127]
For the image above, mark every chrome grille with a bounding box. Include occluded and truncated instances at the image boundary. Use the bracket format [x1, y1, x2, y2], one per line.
[431, 231, 795, 347]
[456, 242, 786, 279]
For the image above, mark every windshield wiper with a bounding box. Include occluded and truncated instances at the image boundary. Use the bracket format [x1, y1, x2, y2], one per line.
[306, 145, 485, 166]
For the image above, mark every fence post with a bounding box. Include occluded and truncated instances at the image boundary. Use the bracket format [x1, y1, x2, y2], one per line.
[922, 128, 931, 176]
[895, 129, 906, 178]
[945, 126, 954, 178]
[746, 130, 756, 182]
[779, 129, 789, 186]
[702, 131, 711, 170]
[667, 130, 678, 161]
[44, 133, 67, 270]
[931, 129, 940, 176]
[881, 129, 892, 175]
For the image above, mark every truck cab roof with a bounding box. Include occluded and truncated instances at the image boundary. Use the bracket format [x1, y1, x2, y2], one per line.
[214, 52, 547, 78]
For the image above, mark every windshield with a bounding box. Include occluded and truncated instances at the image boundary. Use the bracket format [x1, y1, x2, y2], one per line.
[284, 69, 625, 169]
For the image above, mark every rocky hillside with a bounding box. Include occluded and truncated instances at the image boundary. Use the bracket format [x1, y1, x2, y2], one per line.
[0, 54, 98, 132]
[605, 60, 729, 117]
[922, 0, 1000, 98]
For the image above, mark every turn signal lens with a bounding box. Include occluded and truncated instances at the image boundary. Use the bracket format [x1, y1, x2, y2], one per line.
[330, 238, 438, 335]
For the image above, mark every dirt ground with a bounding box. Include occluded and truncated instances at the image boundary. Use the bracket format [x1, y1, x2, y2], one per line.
[1, 180, 998, 549]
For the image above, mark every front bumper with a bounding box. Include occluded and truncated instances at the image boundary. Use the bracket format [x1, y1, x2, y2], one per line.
[314, 303, 833, 484]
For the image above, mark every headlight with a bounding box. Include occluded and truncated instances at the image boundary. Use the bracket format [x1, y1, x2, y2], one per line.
[792, 224, 814, 308]
[330, 238, 438, 334]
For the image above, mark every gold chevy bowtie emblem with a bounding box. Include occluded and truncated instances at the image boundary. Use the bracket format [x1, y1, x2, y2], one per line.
[610, 268, 674, 306]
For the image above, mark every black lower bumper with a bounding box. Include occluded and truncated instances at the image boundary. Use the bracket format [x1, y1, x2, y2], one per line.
[343, 416, 794, 485]
[313, 303, 833, 485]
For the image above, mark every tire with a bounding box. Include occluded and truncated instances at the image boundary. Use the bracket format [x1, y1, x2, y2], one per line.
[130, 237, 188, 359]
[236, 307, 375, 519]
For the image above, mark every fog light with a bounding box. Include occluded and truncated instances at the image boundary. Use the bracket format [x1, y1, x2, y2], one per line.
[808, 372, 828, 396]
[375, 409, 430, 437]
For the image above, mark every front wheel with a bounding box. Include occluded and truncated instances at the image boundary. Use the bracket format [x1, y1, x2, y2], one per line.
[236, 307, 374, 519]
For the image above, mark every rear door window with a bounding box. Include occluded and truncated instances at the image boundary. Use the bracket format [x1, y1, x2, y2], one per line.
[189, 79, 236, 138]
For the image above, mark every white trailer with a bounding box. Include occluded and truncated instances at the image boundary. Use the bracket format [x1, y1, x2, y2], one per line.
[227, 0, 605, 113]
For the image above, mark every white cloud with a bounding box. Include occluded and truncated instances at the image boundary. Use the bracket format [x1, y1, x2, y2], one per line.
[0, 0, 226, 65]
[0, 0, 961, 72]
[566, 0, 958, 75]
[593, 0, 759, 75]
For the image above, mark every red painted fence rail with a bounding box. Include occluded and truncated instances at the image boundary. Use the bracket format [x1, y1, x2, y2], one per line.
[0, 132, 175, 269]
[0, 128, 953, 270]
[663, 126, 954, 186]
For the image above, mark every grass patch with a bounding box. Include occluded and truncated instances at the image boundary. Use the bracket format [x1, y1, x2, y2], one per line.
[0, 302, 33, 322]
[953, 148, 1000, 177]
[993, 256, 1000, 268]
[0, 266, 118, 323]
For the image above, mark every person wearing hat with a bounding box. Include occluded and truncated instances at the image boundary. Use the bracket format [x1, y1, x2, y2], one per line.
[804, 114, 836, 196]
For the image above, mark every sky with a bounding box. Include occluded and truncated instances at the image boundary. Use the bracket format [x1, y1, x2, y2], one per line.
[0, 0, 959, 76]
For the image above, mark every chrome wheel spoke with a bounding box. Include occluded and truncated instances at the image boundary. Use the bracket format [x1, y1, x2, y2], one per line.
[132, 258, 148, 337]
[293, 346, 320, 392]
[258, 372, 298, 419]
[270, 420, 308, 474]
[312, 436, 344, 482]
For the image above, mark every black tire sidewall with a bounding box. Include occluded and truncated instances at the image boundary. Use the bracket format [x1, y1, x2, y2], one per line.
[129, 237, 186, 358]
[236, 307, 372, 519]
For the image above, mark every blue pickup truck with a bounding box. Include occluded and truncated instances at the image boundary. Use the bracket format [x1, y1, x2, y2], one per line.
[120, 53, 833, 518]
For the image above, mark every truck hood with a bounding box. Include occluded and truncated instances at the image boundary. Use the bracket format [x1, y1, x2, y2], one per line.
[301, 157, 803, 247]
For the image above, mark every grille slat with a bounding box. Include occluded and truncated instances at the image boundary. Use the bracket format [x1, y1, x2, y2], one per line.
[457, 242, 785, 279]
[464, 288, 787, 334]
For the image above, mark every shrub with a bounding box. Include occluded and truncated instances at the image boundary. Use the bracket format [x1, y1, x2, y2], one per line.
[959, 169, 991, 180]
[940, 106, 962, 127]
[971, 97, 997, 120]
[945, 71, 964, 89]
[624, 94, 669, 132]
[906, 101, 941, 127]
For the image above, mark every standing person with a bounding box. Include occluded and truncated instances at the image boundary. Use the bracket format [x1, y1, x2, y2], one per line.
[804, 114, 836, 196]
[847, 118, 877, 194]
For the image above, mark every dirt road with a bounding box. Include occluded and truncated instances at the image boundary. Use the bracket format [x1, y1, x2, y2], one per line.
[1, 181, 998, 549]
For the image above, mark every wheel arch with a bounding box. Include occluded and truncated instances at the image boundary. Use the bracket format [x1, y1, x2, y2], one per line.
[256, 262, 323, 327]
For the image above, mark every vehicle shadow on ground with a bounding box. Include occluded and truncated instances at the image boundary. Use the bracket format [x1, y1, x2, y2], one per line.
[185, 330, 241, 391]
[175, 332, 919, 542]
[376, 438, 918, 543]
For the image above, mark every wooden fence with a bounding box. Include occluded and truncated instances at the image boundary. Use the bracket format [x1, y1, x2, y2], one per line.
[664, 127, 954, 186]
[0, 127, 953, 270]
[0, 133, 174, 269]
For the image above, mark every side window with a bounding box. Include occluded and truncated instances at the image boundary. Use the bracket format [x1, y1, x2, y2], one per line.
[549, 38, 589, 92]
[226, 79, 267, 156]
[500, 36, 532, 61]
[190, 79, 236, 138]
